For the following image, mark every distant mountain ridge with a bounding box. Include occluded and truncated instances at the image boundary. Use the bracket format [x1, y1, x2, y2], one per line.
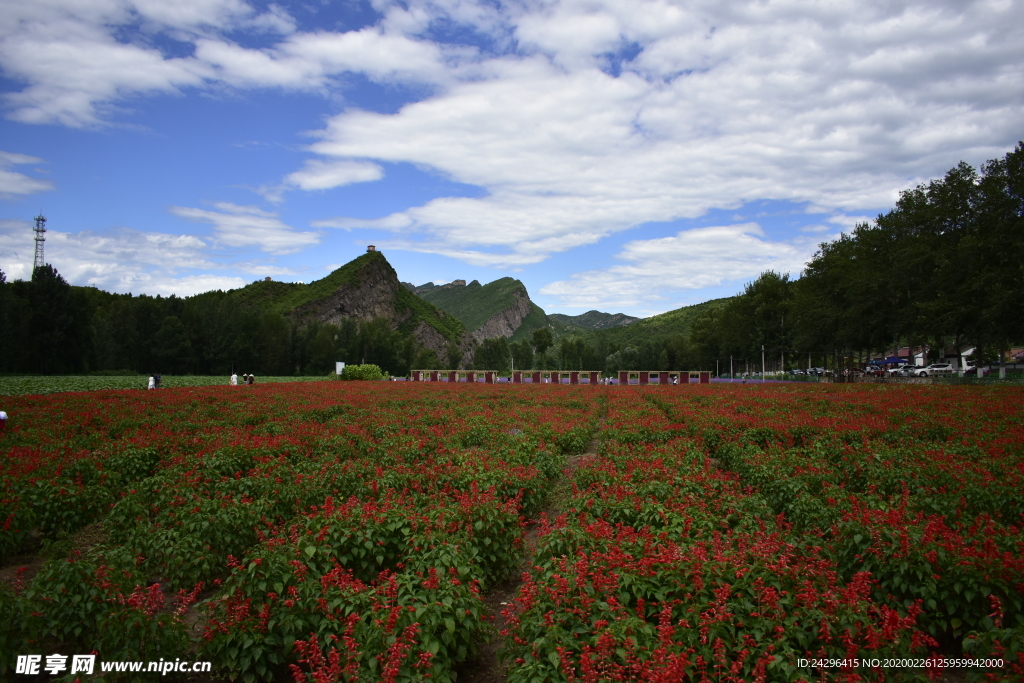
[402, 277, 639, 342]
[404, 277, 535, 342]
[549, 311, 640, 330]
[571, 297, 734, 348]
[232, 251, 474, 362]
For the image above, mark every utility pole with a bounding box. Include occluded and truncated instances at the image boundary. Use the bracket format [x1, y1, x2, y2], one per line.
[33, 213, 46, 271]
[761, 345, 765, 383]
[730, 355, 733, 382]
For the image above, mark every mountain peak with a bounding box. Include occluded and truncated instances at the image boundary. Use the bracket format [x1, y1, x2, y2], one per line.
[233, 250, 472, 360]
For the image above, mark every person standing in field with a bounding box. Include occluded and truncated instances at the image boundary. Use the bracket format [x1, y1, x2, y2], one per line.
[148, 376, 156, 390]
[230, 373, 238, 386]
[0, 410, 7, 434]
[248, 374, 255, 385]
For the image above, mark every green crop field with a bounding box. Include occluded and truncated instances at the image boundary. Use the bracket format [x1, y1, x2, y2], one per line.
[0, 375, 333, 396]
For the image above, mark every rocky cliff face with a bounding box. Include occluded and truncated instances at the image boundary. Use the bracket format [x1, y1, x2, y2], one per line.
[291, 253, 471, 360]
[294, 256, 403, 327]
[412, 320, 476, 368]
[471, 290, 532, 342]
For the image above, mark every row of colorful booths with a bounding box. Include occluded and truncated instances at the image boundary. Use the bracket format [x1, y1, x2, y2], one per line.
[409, 370, 711, 384]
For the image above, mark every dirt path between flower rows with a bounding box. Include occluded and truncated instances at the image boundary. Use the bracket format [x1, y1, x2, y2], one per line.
[454, 413, 606, 683]
[0, 523, 108, 588]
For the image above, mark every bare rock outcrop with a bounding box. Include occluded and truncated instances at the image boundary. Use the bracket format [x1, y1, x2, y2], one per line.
[412, 320, 476, 367]
[472, 291, 532, 342]
[290, 253, 473, 361]
[293, 256, 403, 327]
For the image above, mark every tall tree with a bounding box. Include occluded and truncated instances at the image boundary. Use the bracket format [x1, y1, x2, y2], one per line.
[30, 265, 77, 373]
[153, 315, 192, 374]
[475, 337, 511, 372]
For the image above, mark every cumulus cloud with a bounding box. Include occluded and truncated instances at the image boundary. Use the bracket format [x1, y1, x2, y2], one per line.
[540, 224, 819, 309]
[0, 0, 455, 126]
[0, 218, 246, 295]
[0, 0, 214, 126]
[284, 159, 383, 191]
[0, 150, 54, 198]
[3, 0, 1023, 305]
[259, 158, 385, 201]
[170, 202, 319, 254]
[298, 0, 1024, 279]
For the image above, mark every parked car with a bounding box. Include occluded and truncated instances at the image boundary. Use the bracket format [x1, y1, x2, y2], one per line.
[887, 365, 912, 377]
[864, 366, 886, 377]
[789, 368, 806, 376]
[916, 363, 954, 377]
[963, 365, 990, 377]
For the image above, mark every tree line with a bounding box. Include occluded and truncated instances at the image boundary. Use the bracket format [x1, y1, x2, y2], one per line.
[686, 143, 1023, 372]
[0, 268, 440, 377]
[465, 326, 694, 374]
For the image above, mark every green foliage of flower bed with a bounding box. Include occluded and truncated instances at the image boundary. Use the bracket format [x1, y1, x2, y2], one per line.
[2, 382, 1022, 682]
[0, 382, 590, 680]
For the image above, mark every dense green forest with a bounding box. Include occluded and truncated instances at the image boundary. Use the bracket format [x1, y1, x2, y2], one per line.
[0, 268, 439, 377]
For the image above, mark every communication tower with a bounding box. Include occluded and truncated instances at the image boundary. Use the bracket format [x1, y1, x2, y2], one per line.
[33, 213, 46, 271]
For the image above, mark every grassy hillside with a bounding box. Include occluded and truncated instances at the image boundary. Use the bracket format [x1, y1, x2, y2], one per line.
[228, 251, 465, 343]
[549, 310, 639, 330]
[572, 297, 734, 346]
[509, 302, 552, 342]
[417, 277, 527, 332]
[394, 286, 466, 342]
[231, 252, 381, 315]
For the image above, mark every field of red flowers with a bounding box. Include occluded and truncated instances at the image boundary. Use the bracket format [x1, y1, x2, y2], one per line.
[1, 382, 1021, 682]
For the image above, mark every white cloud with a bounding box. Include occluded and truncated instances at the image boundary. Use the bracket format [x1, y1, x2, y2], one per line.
[230, 261, 297, 277]
[0, 218, 246, 295]
[2, 0, 1023, 308]
[540, 223, 817, 309]
[274, 158, 384, 198]
[0, 150, 54, 198]
[313, 213, 413, 231]
[243, 4, 298, 35]
[130, 0, 253, 30]
[362, 238, 552, 268]
[299, 0, 1024, 272]
[170, 202, 319, 254]
[828, 213, 875, 229]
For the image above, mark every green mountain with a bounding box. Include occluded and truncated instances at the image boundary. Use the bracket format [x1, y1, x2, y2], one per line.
[406, 277, 652, 343]
[232, 250, 471, 356]
[409, 277, 538, 342]
[549, 310, 640, 330]
[572, 297, 733, 347]
[411, 278, 522, 332]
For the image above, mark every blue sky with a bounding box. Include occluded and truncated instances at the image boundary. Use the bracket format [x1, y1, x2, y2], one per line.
[1, 0, 1022, 318]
